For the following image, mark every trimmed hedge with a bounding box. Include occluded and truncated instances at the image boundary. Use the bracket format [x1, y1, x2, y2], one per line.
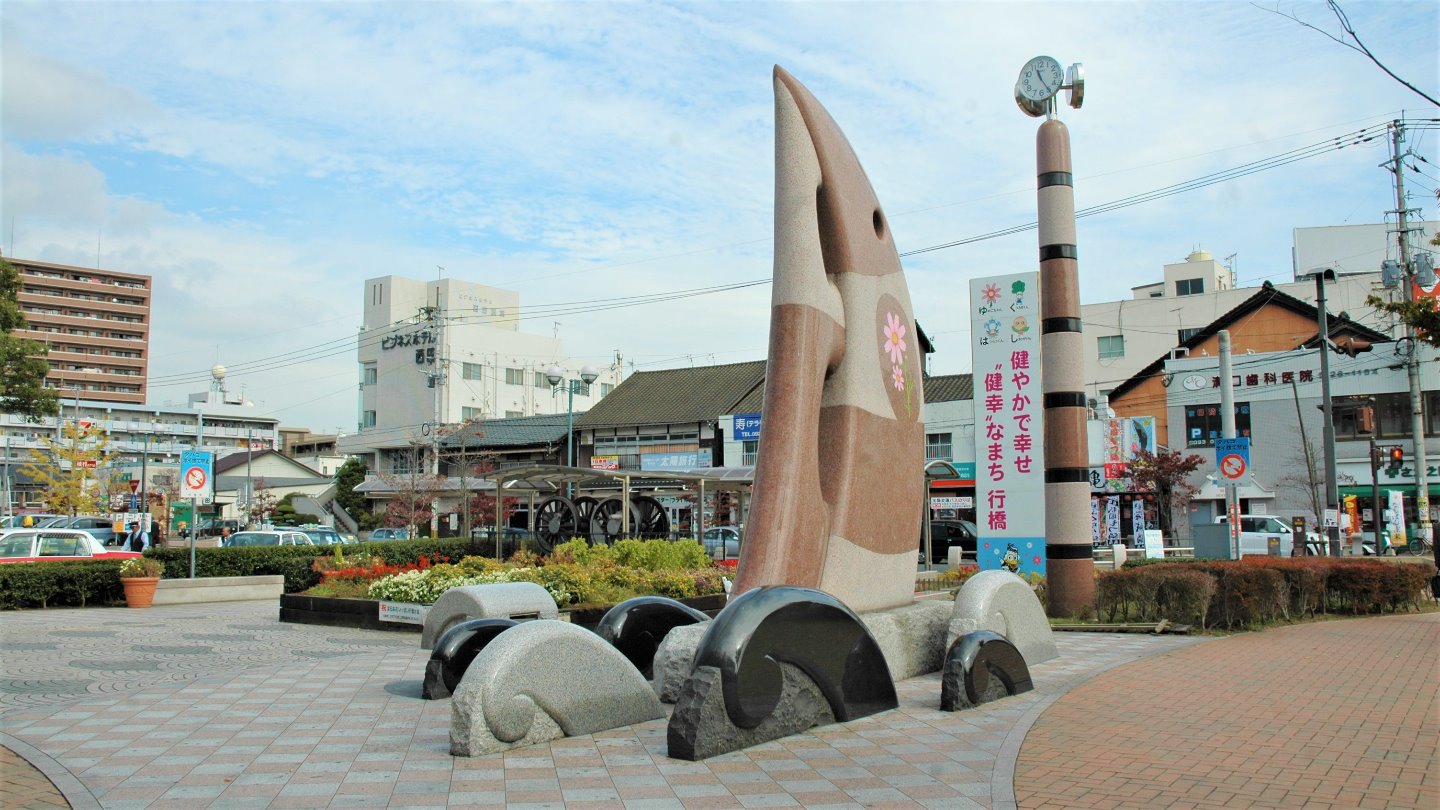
[1103, 557, 1436, 629]
[0, 560, 126, 609]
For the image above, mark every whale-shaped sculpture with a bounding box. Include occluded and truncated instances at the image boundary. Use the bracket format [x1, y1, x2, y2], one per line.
[732, 66, 925, 615]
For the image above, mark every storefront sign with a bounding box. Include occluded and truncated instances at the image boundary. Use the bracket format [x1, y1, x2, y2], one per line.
[1142, 529, 1164, 559]
[930, 497, 973, 511]
[970, 272, 1046, 576]
[640, 450, 712, 471]
[590, 455, 620, 471]
[732, 413, 762, 441]
[380, 330, 436, 351]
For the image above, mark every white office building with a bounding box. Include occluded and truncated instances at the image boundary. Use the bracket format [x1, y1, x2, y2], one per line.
[338, 275, 622, 470]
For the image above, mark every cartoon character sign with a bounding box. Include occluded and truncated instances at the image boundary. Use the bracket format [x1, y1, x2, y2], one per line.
[1001, 543, 1021, 573]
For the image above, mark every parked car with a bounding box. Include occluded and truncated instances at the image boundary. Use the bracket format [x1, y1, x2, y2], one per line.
[702, 526, 741, 560]
[0, 514, 62, 529]
[39, 516, 122, 547]
[921, 520, 979, 564]
[0, 529, 141, 564]
[368, 528, 411, 542]
[198, 519, 243, 538]
[296, 527, 345, 546]
[221, 530, 315, 548]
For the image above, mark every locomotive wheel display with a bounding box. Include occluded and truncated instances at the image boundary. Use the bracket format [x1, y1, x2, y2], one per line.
[631, 495, 670, 539]
[573, 496, 599, 538]
[589, 497, 641, 546]
[533, 496, 577, 553]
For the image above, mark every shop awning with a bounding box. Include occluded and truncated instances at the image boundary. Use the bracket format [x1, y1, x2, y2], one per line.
[1339, 484, 1440, 498]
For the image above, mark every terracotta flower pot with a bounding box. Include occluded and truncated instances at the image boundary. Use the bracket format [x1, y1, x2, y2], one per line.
[121, 576, 160, 609]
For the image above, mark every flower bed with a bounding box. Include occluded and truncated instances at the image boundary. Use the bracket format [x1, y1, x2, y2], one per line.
[301, 538, 727, 610]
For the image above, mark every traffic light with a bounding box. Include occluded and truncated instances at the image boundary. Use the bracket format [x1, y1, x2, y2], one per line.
[1388, 446, 1405, 472]
[1331, 336, 1373, 357]
[1356, 405, 1375, 436]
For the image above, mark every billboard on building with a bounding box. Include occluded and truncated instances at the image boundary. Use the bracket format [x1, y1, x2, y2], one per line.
[970, 272, 1046, 576]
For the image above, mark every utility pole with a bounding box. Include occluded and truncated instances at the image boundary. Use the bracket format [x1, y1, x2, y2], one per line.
[1219, 330, 1240, 558]
[1388, 119, 1433, 555]
[1315, 270, 1342, 557]
[244, 427, 254, 528]
[421, 291, 446, 539]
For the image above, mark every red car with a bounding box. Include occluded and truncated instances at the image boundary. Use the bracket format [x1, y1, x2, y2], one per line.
[0, 529, 143, 564]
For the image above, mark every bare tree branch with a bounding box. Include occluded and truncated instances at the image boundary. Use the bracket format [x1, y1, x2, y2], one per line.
[1255, 0, 1439, 108]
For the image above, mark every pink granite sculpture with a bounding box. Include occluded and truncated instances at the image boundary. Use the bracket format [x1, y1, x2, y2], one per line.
[733, 67, 924, 614]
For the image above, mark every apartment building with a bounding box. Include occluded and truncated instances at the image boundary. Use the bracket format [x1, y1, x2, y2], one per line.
[8, 257, 152, 404]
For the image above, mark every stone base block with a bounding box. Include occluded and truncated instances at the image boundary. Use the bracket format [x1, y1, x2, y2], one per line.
[860, 599, 951, 682]
[667, 662, 834, 761]
[651, 623, 709, 703]
[153, 575, 284, 605]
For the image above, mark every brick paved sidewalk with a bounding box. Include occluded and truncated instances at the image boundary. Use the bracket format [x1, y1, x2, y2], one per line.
[1, 743, 68, 809]
[1015, 612, 1440, 809]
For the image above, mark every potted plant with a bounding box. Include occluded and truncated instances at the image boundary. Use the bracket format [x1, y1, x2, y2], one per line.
[118, 557, 164, 608]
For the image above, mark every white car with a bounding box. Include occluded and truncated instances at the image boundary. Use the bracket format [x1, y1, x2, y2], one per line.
[0, 528, 143, 564]
[221, 530, 315, 548]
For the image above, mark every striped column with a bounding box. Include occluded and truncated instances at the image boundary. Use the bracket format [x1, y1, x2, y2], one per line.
[1037, 119, 1096, 617]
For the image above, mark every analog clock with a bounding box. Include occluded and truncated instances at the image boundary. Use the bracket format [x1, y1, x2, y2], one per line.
[1017, 55, 1065, 103]
[1182, 374, 1210, 391]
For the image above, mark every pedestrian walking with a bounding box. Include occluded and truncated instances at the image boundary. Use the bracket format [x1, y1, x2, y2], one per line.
[124, 522, 150, 552]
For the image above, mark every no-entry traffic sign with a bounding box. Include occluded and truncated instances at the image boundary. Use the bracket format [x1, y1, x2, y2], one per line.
[179, 451, 214, 500]
[1216, 437, 1251, 481]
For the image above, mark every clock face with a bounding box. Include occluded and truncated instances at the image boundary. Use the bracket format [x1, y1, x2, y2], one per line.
[1183, 374, 1210, 391]
[1018, 56, 1065, 102]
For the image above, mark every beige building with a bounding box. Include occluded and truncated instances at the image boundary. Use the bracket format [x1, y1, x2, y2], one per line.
[8, 257, 152, 404]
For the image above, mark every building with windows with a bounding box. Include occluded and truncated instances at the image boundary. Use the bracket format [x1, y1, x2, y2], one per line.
[1081, 249, 1385, 407]
[7, 257, 152, 404]
[337, 275, 622, 471]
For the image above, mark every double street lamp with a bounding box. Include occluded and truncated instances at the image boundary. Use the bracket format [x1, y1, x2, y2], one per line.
[547, 364, 599, 470]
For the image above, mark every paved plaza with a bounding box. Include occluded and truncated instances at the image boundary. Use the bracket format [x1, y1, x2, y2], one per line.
[0, 601, 1435, 809]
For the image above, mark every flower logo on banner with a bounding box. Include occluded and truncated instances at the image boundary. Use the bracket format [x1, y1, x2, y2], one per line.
[984, 319, 1001, 339]
[981, 282, 1002, 305]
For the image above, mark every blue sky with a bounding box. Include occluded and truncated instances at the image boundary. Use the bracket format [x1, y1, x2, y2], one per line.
[2, 1, 1436, 432]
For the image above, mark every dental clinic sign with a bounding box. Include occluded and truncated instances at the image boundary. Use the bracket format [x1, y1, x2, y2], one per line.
[970, 272, 1046, 576]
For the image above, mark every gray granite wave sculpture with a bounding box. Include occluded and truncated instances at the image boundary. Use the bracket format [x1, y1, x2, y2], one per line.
[422, 582, 558, 650]
[939, 630, 1034, 711]
[596, 595, 711, 679]
[947, 570, 1058, 666]
[450, 620, 664, 757]
[423, 618, 518, 700]
[666, 585, 896, 760]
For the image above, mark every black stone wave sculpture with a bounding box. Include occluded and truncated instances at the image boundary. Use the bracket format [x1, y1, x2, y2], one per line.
[595, 596, 711, 679]
[422, 618, 519, 700]
[939, 630, 1034, 712]
[667, 586, 896, 759]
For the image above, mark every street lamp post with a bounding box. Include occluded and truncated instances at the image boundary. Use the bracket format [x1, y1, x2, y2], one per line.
[547, 365, 599, 471]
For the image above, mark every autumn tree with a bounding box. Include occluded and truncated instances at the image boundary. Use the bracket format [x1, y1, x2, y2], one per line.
[20, 421, 117, 516]
[0, 257, 59, 421]
[378, 442, 445, 538]
[1127, 448, 1207, 539]
[249, 478, 278, 526]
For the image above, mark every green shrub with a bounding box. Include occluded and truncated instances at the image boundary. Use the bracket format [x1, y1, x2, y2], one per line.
[0, 561, 124, 609]
[1152, 569, 1216, 628]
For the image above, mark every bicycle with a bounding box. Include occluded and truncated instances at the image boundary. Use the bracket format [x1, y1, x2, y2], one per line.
[1408, 534, 1433, 556]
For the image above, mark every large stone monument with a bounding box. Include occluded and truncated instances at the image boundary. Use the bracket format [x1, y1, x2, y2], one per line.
[732, 65, 926, 616]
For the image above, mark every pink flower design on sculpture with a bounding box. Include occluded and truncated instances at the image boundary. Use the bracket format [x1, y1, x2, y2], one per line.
[882, 312, 907, 365]
[891, 364, 905, 392]
[981, 283, 1001, 304]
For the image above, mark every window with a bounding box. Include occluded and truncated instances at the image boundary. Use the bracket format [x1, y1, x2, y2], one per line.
[742, 440, 759, 466]
[361, 410, 377, 428]
[462, 406, 484, 421]
[362, 364, 377, 385]
[601, 383, 614, 397]
[462, 362, 484, 381]
[1428, 392, 1440, 436]
[925, 432, 953, 461]
[504, 367, 524, 385]
[1097, 335, 1125, 359]
[1336, 393, 1414, 440]
[534, 371, 548, 388]
[1177, 327, 1202, 343]
[505, 410, 523, 418]
[1176, 278, 1205, 296]
[1184, 403, 1251, 448]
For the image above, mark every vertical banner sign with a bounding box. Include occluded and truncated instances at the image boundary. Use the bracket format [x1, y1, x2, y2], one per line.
[1090, 496, 1101, 545]
[1105, 496, 1122, 544]
[1131, 501, 1145, 545]
[970, 272, 1046, 575]
[1387, 490, 1407, 549]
